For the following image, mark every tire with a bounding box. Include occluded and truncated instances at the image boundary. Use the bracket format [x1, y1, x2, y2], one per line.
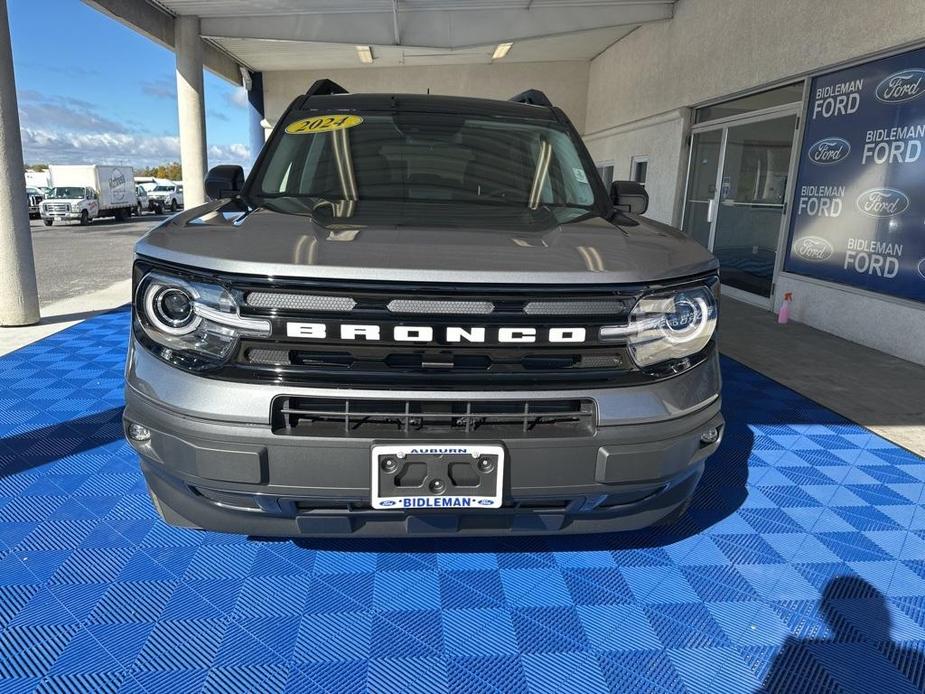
[79, 209, 90, 226]
[170, 199, 177, 213]
[136, 204, 143, 216]
[155, 203, 164, 215]
[43, 219, 53, 227]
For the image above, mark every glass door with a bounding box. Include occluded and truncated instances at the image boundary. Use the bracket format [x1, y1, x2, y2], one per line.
[712, 115, 795, 298]
[682, 129, 722, 249]
[682, 112, 798, 303]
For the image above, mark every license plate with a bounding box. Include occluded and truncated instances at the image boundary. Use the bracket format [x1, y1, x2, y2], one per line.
[371, 443, 504, 510]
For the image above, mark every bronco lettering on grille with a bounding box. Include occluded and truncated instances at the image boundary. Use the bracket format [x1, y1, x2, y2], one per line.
[285, 322, 587, 344]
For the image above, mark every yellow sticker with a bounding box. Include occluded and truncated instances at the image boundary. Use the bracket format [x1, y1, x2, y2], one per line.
[285, 114, 363, 135]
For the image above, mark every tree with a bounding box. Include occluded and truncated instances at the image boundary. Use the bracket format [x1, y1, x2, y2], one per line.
[136, 162, 182, 180]
[24, 163, 48, 172]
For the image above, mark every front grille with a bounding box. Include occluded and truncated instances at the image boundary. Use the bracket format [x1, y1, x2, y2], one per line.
[246, 292, 356, 311]
[272, 396, 596, 438]
[44, 203, 69, 213]
[136, 261, 716, 390]
[222, 277, 667, 389]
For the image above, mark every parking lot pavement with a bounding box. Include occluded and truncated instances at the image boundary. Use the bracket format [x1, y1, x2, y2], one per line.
[29, 213, 166, 308]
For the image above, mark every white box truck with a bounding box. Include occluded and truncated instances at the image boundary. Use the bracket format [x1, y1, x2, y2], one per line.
[41, 165, 137, 226]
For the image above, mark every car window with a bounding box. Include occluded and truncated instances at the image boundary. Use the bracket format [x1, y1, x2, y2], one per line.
[254, 111, 600, 212]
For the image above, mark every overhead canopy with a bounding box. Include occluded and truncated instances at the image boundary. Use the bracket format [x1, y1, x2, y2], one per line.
[84, 0, 676, 75]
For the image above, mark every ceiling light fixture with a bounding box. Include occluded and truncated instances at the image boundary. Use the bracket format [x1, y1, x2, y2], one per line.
[492, 42, 513, 60]
[356, 45, 374, 64]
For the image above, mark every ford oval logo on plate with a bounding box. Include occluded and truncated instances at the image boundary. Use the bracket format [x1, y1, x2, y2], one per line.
[856, 188, 910, 218]
[379, 500, 397, 507]
[917, 257, 925, 281]
[807, 137, 851, 165]
[876, 68, 925, 103]
[792, 236, 835, 262]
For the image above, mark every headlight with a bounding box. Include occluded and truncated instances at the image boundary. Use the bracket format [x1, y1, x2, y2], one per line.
[135, 271, 270, 370]
[600, 282, 718, 367]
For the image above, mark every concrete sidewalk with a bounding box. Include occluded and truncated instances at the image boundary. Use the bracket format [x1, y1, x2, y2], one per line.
[719, 297, 925, 456]
[0, 278, 130, 357]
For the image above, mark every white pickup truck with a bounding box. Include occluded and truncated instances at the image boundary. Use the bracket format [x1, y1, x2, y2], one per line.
[147, 183, 184, 214]
[41, 165, 137, 226]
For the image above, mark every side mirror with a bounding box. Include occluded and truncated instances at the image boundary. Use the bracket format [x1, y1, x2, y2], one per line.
[610, 180, 648, 215]
[205, 165, 244, 200]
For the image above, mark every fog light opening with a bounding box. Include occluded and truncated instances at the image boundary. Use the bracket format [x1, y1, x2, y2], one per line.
[700, 427, 719, 444]
[128, 423, 151, 442]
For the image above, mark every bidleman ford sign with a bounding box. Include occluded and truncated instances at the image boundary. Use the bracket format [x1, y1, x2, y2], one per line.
[785, 46, 925, 303]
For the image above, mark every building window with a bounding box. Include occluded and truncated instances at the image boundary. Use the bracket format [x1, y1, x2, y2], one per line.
[694, 82, 803, 124]
[631, 156, 648, 186]
[595, 161, 614, 186]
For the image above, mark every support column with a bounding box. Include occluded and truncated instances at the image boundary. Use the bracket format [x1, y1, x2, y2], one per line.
[175, 15, 207, 207]
[0, 0, 39, 326]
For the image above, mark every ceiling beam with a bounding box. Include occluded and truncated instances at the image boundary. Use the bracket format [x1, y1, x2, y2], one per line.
[200, 3, 674, 50]
[81, 0, 244, 83]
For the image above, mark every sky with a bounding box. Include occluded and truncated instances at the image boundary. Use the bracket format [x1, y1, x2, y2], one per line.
[9, 0, 250, 170]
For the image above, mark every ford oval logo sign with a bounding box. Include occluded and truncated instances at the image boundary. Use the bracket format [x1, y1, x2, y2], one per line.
[856, 188, 910, 218]
[792, 236, 834, 262]
[808, 137, 851, 165]
[917, 257, 925, 281]
[876, 68, 925, 103]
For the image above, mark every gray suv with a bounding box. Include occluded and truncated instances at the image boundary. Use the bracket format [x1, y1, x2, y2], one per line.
[124, 80, 723, 537]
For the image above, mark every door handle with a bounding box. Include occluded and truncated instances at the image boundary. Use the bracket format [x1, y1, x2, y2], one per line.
[707, 199, 716, 223]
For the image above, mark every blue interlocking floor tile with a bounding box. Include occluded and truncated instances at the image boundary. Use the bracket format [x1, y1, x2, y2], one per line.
[1, 307, 924, 692]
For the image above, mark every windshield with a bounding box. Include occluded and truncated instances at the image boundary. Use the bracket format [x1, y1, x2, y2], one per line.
[26, 187, 39, 194]
[153, 185, 174, 192]
[249, 110, 603, 223]
[48, 187, 85, 199]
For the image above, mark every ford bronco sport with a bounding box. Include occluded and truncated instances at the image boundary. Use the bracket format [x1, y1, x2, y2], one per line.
[124, 80, 723, 536]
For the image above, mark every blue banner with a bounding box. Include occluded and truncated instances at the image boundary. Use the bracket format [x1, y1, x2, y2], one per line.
[785, 46, 925, 303]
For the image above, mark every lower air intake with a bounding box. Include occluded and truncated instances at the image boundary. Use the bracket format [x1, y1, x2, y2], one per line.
[272, 397, 595, 438]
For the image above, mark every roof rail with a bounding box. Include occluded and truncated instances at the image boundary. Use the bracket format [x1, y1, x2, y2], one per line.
[305, 79, 349, 98]
[509, 89, 553, 108]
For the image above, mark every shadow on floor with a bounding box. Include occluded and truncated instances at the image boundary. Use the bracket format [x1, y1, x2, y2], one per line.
[36, 308, 123, 326]
[760, 576, 925, 693]
[0, 406, 125, 478]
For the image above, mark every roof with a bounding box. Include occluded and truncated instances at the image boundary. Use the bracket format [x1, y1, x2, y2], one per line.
[83, 1, 677, 77]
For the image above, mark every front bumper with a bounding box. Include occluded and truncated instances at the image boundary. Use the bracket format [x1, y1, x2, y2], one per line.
[124, 341, 724, 536]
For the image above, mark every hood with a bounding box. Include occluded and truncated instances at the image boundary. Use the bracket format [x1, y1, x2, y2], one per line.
[135, 199, 718, 285]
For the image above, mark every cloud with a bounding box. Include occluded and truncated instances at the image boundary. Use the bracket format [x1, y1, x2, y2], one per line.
[18, 90, 127, 134]
[224, 87, 249, 109]
[21, 128, 249, 169]
[17, 87, 249, 169]
[208, 109, 229, 122]
[141, 77, 175, 100]
[208, 143, 249, 163]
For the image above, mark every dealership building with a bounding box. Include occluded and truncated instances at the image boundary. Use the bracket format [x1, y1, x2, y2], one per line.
[2, 0, 921, 365]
